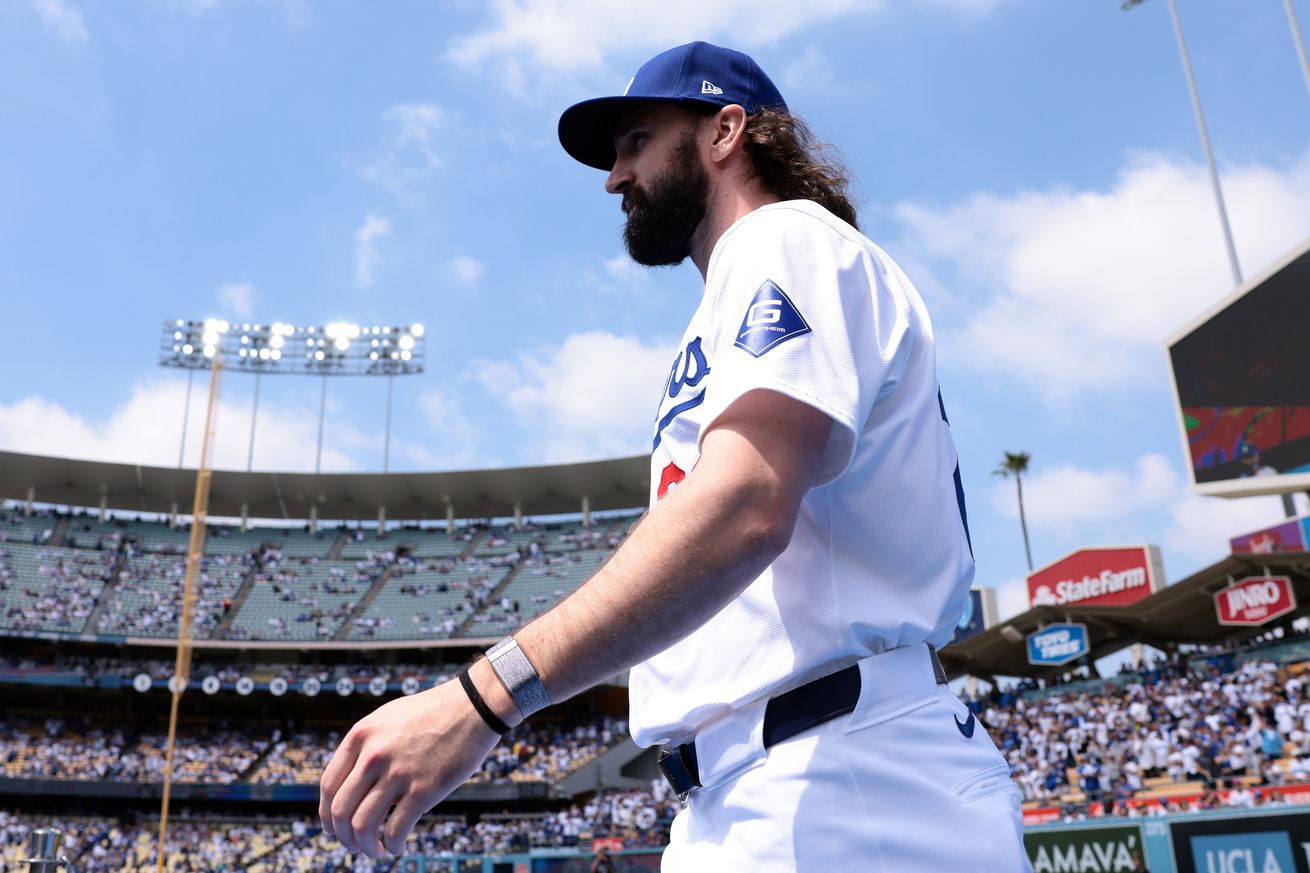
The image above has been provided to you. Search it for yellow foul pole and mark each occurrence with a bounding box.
[156,355,223,873]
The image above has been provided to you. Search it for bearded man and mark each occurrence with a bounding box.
[320,41,1030,872]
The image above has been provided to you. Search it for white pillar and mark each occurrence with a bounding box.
[966,675,979,699]
[240,503,249,533]
[445,504,455,534]
[513,501,523,531]
[377,505,386,536]
[24,486,35,517]
[581,496,591,527]
[309,505,318,536]
[98,492,108,524]
[1132,643,1144,671]
[169,501,179,529]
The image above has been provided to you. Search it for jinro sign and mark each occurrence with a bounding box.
[1027,623,1090,667]
[1215,576,1297,627]
[1027,546,1164,609]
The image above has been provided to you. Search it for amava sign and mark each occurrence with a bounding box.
[1024,824,1144,873]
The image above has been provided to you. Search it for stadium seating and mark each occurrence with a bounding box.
[226,558,381,641]
[343,555,513,641]
[0,543,116,634]
[0,508,58,546]
[463,550,611,637]
[94,552,251,638]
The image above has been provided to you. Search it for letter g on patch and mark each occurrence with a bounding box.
[735,280,811,357]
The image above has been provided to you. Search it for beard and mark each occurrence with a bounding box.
[622,130,709,267]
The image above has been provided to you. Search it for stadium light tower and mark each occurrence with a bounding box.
[159,318,426,473]
[1122,0,1242,287]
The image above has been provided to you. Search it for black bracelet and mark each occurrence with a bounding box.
[458,665,510,735]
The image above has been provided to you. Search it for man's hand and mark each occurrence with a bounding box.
[318,675,502,858]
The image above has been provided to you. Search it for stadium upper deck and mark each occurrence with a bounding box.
[0,506,640,645]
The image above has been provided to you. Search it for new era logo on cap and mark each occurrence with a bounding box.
[558,41,789,171]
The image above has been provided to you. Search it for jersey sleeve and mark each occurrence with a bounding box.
[697,206,914,485]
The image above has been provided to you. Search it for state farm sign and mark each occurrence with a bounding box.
[1027,546,1164,609]
[1215,576,1297,627]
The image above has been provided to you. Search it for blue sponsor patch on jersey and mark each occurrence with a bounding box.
[734,280,811,358]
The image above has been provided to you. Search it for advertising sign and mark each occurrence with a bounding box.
[1215,576,1297,627]
[1171,812,1310,873]
[1027,624,1089,667]
[1230,519,1308,555]
[1027,546,1164,609]
[1023,824,1145,873]
[950,588,997,644]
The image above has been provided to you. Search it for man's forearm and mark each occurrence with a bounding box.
[474,433,802,726]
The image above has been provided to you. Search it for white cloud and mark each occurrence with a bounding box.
[448,0,1011,83]
[991,453,1178,535]
[353,214,390,288]
[408,390,487,470]
[448,0,876,77]
[0,381,360,473]
[216,282,254,318]
[448,255,486,287]
[477,332,676,462]
[895,150,1310,400]
[993,576,1031,622]
[598,253,655,294]
[30,0,88,43]
[358,103,446,201]
[1164,491,1303,567]
[779,46,838,96]
[987,450,1309,579]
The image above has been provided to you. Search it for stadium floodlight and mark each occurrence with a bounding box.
[160,319,427,474]
[1122,0,1241,288]
[160,319,425,376]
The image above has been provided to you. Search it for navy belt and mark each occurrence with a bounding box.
[657,646,949,798]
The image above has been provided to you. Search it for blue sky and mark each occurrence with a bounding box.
[3,0,1310,619]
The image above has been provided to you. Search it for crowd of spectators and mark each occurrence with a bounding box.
[0,651,463,692]
[0,504,641,642]
[0,545,116,633]
[348,552,517,640]
[0,784,675,871]
[0,716,269,784]
[95,552,250,638]
[1,712,625,788]
[976,655,1310,818]
[474,718,627,783]
[224,550,389,641]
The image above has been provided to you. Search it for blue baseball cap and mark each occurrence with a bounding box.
[558,41,788,171]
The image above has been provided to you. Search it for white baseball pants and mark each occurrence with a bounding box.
[660,644,1031,872]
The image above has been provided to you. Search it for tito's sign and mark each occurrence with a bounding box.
[1027,546,1165,609]
[1215,576,1297,627]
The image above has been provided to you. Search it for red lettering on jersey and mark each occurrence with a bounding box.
[657,462,686,500]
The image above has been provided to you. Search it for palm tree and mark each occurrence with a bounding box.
[994,451,1034,572]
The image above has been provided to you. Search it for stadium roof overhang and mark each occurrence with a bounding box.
[938,551,1310,681]
[0,450,651,521]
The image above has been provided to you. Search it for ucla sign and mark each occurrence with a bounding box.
[1027,623,1090,667]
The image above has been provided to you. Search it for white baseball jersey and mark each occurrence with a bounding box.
[629,199,974,747]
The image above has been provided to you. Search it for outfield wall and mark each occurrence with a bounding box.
[397,807,1310,873]
[1025,805,1310,873]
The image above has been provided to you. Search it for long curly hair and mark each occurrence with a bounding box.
[741,107,859,230]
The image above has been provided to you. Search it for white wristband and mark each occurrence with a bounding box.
[486,637,551,719]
